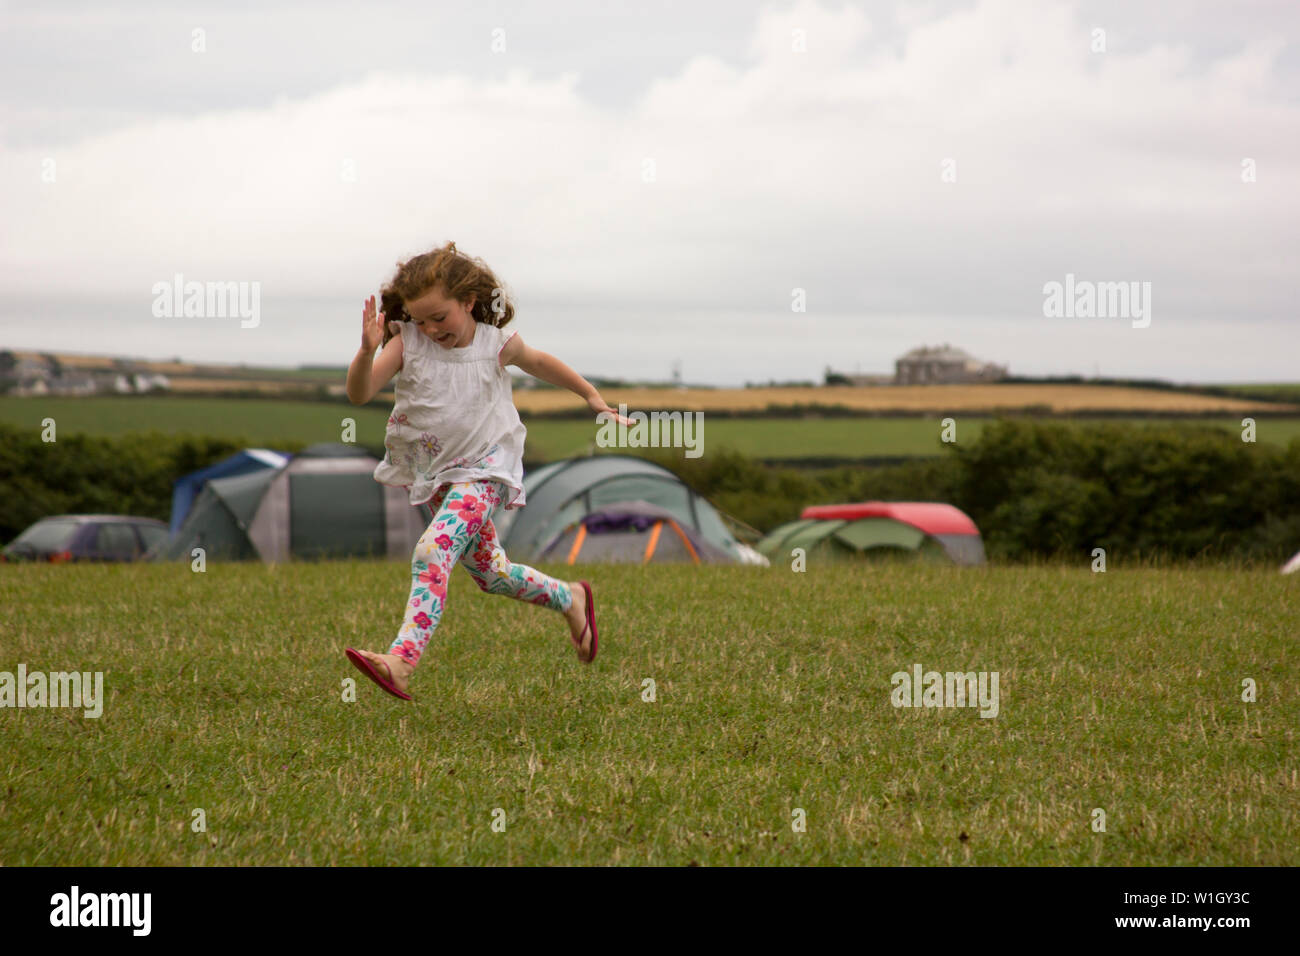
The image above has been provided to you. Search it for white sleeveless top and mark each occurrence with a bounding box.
[372,319,527,511]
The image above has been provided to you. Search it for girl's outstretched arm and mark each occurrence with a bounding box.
[500,332,634,425]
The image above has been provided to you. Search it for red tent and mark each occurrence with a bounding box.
[787,501,985,565]
[800,502,979,536]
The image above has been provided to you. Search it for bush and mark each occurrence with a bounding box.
[0,424,304,543]
[950,420,1300,563]
[4,419,1297,564]
[636,421,1300,563]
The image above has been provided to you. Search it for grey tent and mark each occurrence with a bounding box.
[536,499,737,565]
[152,468,268,561]
[168,447,289,533]
[495,453,758,565]
[152,443,430,562]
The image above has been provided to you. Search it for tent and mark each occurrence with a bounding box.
[1282,551,1300,574]
[168,448,289,533]
[756,501,986,565]
[494,453,763,565]
[537,500,737,565]
[151,443,430,562]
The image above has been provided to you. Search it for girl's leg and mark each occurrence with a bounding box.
[461,511,573,611]
[386,480,507,669]
[461,488,593,658]
[355,479,593,690]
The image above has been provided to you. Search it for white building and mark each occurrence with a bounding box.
[894,344,1007,385]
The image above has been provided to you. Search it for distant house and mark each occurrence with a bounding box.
[54,372,98,396]
[2,355,55,395]
[131,372,171,392]
[0,350,172,396]
[894,344,1006,385]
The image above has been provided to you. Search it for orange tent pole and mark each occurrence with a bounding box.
[566,524,587,565]
[667,520,701,563]
[643,521,663,563]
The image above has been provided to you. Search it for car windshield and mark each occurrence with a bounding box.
[9,519,82,551]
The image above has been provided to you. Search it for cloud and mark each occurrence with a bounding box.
[1,0,1296,330]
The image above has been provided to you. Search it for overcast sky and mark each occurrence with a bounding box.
[1,0,1297,386]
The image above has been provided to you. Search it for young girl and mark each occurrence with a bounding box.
[343,241,633,700]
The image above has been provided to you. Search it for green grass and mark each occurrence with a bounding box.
[1209,383,1300,404]
[0,396,392,446]
[526,415,969,458]
[517,415,1300,459]
[3,396,1300,459]
[1,561,1295,865]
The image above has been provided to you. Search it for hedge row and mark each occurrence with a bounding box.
[639,419,1300,564]
[2,420,1297,564]
[0,426,310,544]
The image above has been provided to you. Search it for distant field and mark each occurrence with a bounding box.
[513,383,1297,415]
[1213,383,1300,403]
[2,396,1298,460]
[163,378,331,394]
[15,350,1300,414]
[1,561,1294,865]
[0,396,391,446]
[14,351,340,381]
[517,416,1300,459]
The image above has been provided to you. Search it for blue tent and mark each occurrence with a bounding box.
[169,448,290,533]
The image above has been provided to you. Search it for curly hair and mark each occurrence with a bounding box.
[378,241,516,348]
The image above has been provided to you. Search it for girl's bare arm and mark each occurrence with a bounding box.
[499,331,594,397]
[500,332,634,424]
[347,295,404,405]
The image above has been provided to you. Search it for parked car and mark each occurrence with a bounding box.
[1,515,169,563]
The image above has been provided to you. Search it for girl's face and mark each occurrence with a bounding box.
[404,285,477,349]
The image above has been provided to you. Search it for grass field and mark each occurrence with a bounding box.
[0,396,393,445]
[508,416,1300,459]
[4,395,1300,460]
[509,383,1296,414]
[1,561,1295,865]
[1213,383,1300,403]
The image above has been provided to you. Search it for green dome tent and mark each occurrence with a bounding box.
[495,453,762,565]
[536,499,737,565]
[757,502,986,565]
[151,443,430,562]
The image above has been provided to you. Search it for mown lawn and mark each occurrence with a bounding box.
[1,561,1295,865]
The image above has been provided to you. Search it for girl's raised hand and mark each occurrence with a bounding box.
[589,393,637,427]
[361,294,386,352]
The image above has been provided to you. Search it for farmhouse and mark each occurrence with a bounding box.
[893,344,1006,385]
[825,344,1007,386]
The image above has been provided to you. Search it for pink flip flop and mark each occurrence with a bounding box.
[572,580,598,664]
[345,647,413,701]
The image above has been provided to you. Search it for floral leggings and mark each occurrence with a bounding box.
[389,479,573,667]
